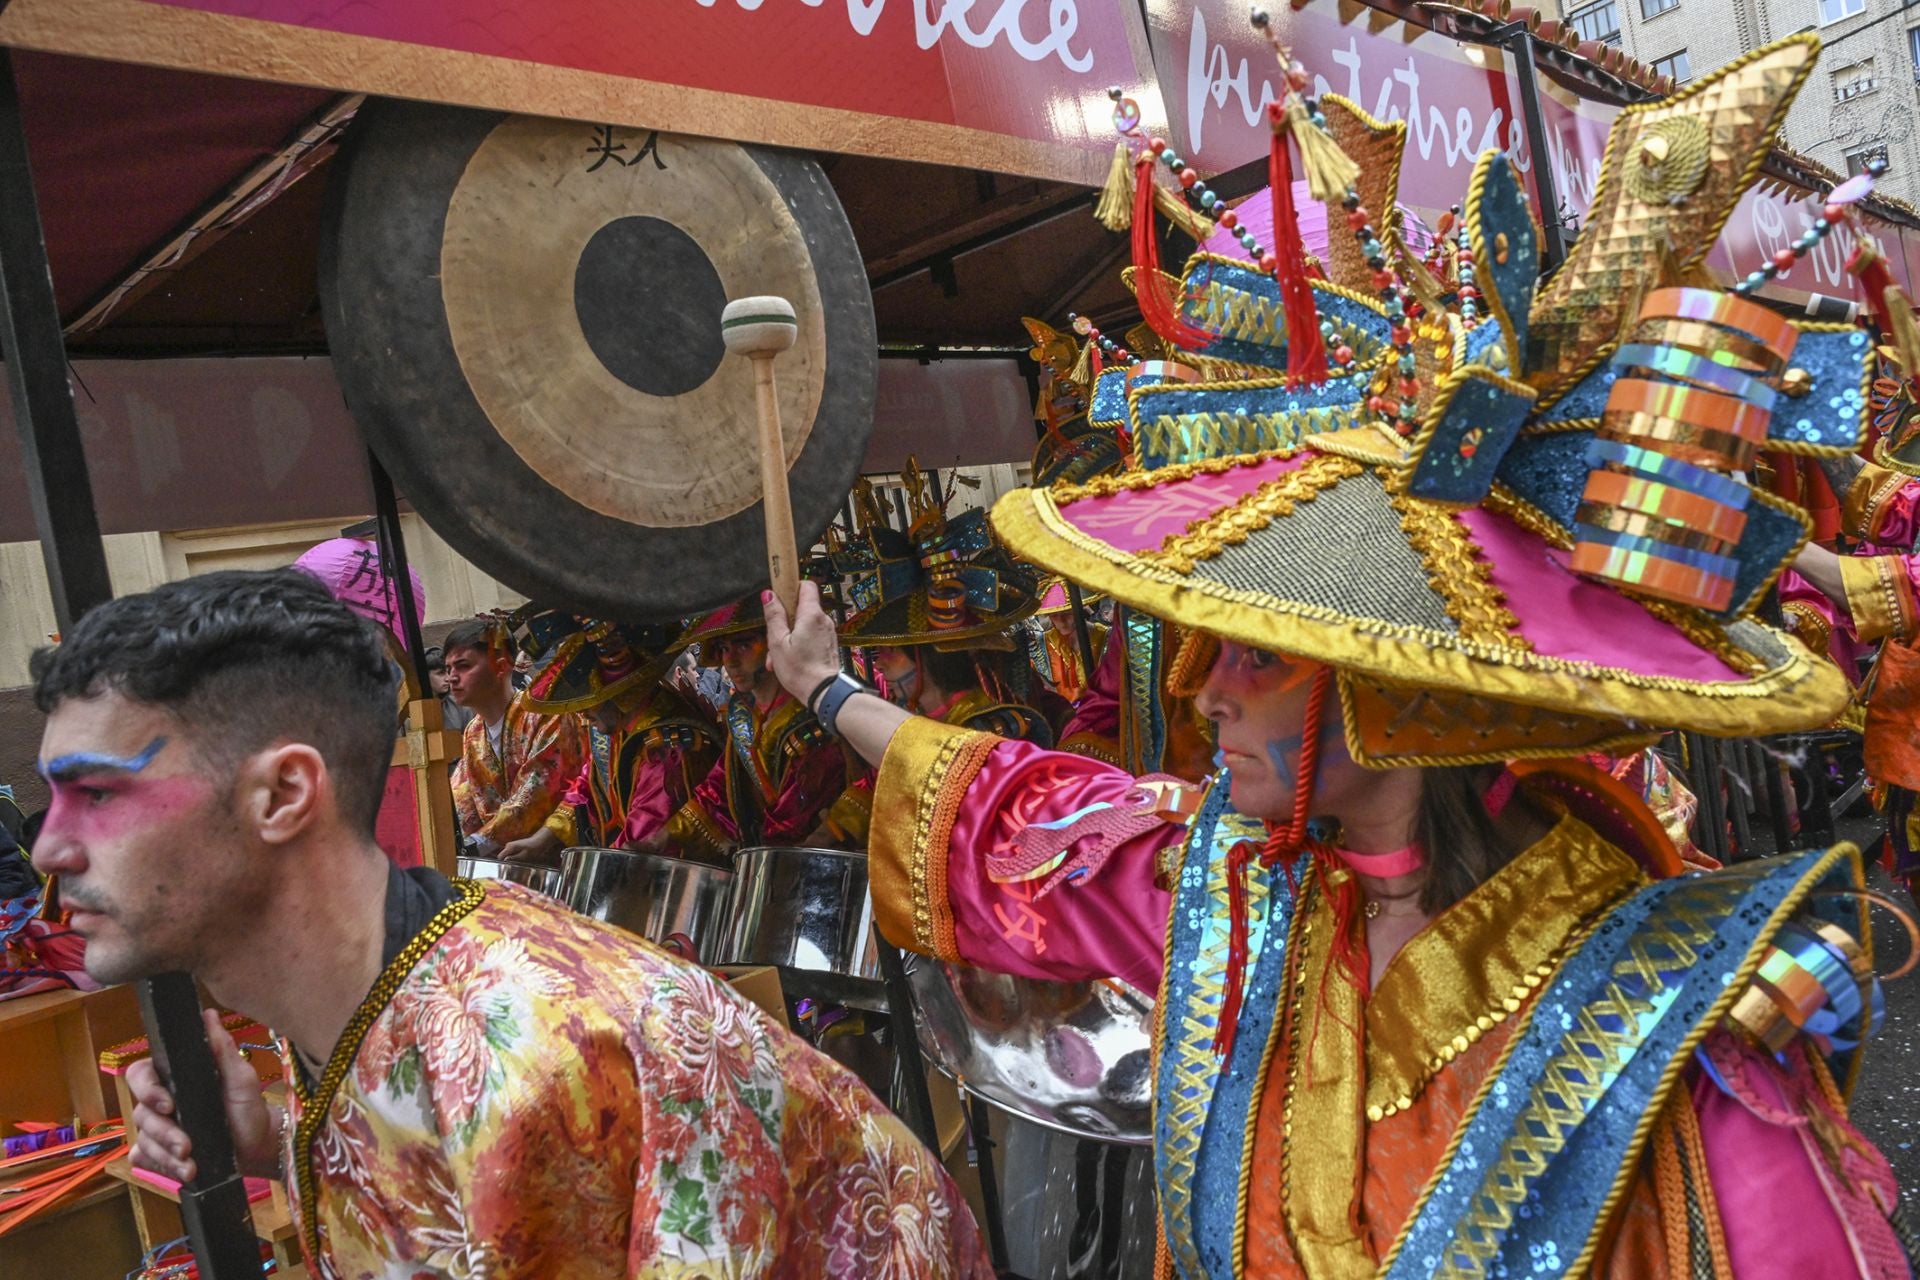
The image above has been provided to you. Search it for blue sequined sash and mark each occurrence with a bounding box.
[1382,846,1851,1278]
[1153,778,1289,1280]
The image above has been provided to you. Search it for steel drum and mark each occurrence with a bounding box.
[719,846,881,1009]
[456,855,563,898]
[559,847,734,963]
[905,955,1155,1146]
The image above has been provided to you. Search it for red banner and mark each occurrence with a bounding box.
[0,0,1156,183]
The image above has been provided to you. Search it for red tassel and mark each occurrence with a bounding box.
[1214,666,1335,1060]
[1268,121,1329,383]
[1131,157,1214,351]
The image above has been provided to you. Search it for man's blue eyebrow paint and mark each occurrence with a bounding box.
[40,735,168,781]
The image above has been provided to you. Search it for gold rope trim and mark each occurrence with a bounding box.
[1146,454,1364,574]
[293,878,487,1263]
[1051,450,1273,502]
[910,730,998,956]
[1391,493,1531,649]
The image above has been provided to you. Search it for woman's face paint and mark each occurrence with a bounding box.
[1194,640,1350,821]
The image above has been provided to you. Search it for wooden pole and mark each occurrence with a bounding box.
[723,296,802,617]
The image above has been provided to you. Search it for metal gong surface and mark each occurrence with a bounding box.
[319,101,877,620]
[720,846,881,1008]
[558,846,735,963]
[905,954,1155,1146]
[456,855,563,899]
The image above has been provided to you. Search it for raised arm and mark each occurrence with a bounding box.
[764,585,1181,991]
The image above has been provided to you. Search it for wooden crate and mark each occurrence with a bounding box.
[0,985,145,1280]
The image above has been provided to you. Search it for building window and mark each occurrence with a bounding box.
[1641,0,1679,18]
[1650,50,1692,82]
[1569,0,1622,43]
[1909,26,1920,79]
[1820,0,1865,23]
[1834,59,1879,99]
[1846,145,1888,177]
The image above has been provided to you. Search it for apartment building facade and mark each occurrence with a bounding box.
[1555,0,1920,207]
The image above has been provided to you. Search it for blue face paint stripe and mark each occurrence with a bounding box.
[40,735,168,781]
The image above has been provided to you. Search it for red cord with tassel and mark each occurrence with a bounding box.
[1130,155,1215,351]
[1214,665,1336,1059]
[1266,103,1328,383]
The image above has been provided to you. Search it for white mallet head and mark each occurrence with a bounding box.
[721,296,798,358]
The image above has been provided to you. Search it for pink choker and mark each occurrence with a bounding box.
[1334,843,1426,878]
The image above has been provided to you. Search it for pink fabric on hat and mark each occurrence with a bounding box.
[1462,506,1746,682]
[1039,580,1072,611]
[293,538,427,650]
[1063,453,1311,554]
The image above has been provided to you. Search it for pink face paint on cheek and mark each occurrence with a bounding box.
[45,775,214,843]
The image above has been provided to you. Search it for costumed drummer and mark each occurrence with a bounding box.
[649,595,848,860]
[831,464,1054,750]
[47,570,991,1278]
[1028,578,1108,704]
[763,36,1918,1277]
[496,613,720,864]
[442,614,585,855]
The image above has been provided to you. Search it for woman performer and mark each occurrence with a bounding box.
[765,35,1914,1280]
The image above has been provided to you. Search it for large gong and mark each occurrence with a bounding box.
[319,101,877,619]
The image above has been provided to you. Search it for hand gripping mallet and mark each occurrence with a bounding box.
[722,295,803,618]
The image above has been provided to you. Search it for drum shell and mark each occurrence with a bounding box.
[721,846,879,1003]
[559,847,734,962]
[456,855,563,899]
[905,955,1155,1146]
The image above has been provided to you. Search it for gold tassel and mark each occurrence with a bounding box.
[1069,337,1095,390]
[1284,99,1361,204]
[1884,284,1920,380]
[1166,628,1220,697]
[1153,184,1215,241]
[1095,140,1134,232]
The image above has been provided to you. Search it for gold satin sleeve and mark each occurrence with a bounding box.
[664,800,727,861]
[1839,553,1916,642]
[542,804,578,848]
[870,717,1000,959]
[819,784,873,846]
[1844,461,1910,542]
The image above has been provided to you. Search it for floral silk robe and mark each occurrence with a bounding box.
[281,880,992,1279]
[450,691,586,847]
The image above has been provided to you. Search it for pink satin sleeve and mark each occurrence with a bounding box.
[1059,628,1123,743]
[1693,1031,1905,1279]
[941,739,1177,994]
[619,749,681,847]
[1778,568,1873,671]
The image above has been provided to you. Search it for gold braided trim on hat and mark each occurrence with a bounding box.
[1143,454,1363,574]
[1052,451,1266,501]
[992,482,1850,735]
[1390,494,1529,650]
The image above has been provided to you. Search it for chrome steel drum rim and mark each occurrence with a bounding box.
[721,846,883,1008]
[455,855,563,897]
[903,952,1154,1147]
[559,846,735,963]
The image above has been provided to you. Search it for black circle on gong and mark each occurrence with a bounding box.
[573,216,727,397]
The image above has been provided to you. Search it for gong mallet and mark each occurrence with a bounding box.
[723,295,803,618]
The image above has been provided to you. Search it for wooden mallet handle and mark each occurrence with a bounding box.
[722,296,801,618]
